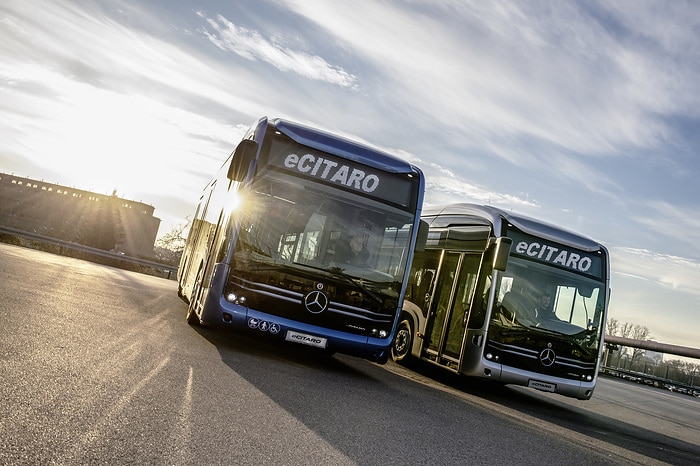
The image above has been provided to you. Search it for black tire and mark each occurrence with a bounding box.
[391,319,413,363]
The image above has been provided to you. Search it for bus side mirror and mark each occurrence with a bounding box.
[415,220,429,252]
[492,236,512,271]
[227,139,259,182]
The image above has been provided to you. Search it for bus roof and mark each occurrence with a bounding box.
[271,118,421,175]
[423,203,605,253]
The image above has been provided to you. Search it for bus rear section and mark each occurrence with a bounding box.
[178,117,425,363]
[393,203,609,399]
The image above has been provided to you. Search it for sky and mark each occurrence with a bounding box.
[1,0,699,350]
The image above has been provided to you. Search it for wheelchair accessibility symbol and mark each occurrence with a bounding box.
[247,318,281,335]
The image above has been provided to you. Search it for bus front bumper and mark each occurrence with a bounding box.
[479,359,596,400]
[208,295,391,364]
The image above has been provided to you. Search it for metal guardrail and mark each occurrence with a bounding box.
[602,335,699,393]
[604,334,700,360]
[0,224,178,278]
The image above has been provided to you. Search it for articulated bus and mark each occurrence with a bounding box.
[178,117,425,364]
[391,203,610,399]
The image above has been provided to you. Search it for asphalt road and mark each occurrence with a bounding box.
[1,243,698,465]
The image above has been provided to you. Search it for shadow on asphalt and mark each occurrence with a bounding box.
[394,357,700,465]
[191,323,699,465]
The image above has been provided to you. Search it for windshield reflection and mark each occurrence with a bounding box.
[491,258,605,341]
[234,172,413,293]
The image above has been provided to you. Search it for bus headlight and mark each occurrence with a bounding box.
[226,293,246,304]
[379,330,387,338]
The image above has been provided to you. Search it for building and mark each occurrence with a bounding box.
[0,173,160,257]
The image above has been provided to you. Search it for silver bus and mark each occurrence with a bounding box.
[392,203,610,399]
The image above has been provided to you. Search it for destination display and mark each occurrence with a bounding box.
[508,230,604,279]
[267,139,415,208]
[282,152,380,193]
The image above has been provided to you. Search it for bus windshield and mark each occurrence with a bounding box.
[492,257,606,342]
[234,170,415,292]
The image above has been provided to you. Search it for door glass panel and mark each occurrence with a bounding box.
[443,254,482,358]
[427,253,460,352]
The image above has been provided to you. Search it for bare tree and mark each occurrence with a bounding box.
[604,319,699,386]
[619,321,634,338]
[156,217,190,253]
[606,318,652,366]
[630,324,651,340]
[627,324,651,363]
[153,217,190,265]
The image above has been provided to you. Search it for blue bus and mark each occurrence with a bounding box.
[178,117,425,363]
[392,203,610,399]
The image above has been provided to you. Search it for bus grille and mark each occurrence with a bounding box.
[487,340,597,380]
[227,275,396,336]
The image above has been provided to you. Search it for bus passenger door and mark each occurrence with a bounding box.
[425,252,460,356]
[425,252,483,367]
[442,254,482,361]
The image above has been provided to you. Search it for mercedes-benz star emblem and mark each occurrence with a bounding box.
[539,348,556,367]
[303,290,329,314]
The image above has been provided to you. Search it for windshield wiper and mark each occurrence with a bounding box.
[241,257,384,305]
[528,325,596,357]
[528,325,567,336]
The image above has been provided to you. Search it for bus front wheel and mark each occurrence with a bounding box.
[391,319,413,363]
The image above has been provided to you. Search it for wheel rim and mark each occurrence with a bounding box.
[392,322,411,360]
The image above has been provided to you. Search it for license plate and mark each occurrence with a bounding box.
[528,380,556,392]
[285,330,328,349]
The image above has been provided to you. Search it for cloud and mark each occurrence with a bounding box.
[0,1,281,196]
[0,60,243,190]
[279,0,700,185]
[631,201,700,260]
[198,12,357,88]
[611,246,700,296]
[608,246,700,346]
[4,0,697,224]
[344,145,538,210]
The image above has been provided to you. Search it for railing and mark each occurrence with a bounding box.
[601,334,699,395]
[0,224,178,279]
[604,334,700,359]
